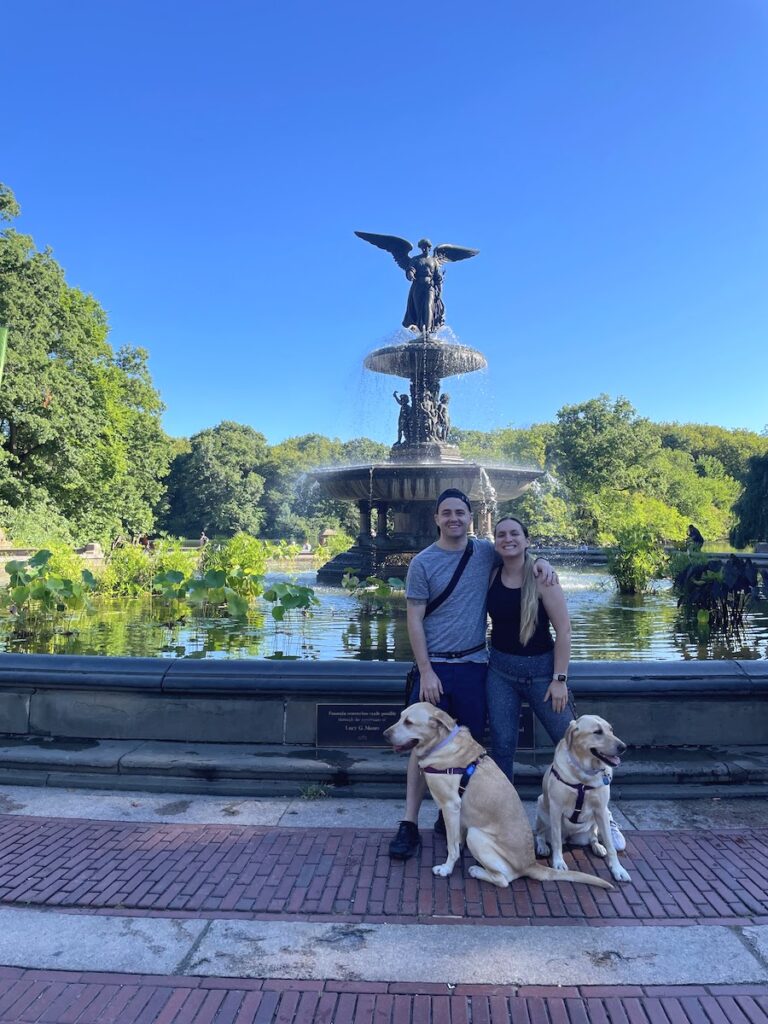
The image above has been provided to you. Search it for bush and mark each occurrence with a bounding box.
[199,532,271,598]
[607,525,668,595]
[99,545,155,595]
[2,503,76,547]
[43,541,88,583]
[152,538,201,579]
[314,531,355,563]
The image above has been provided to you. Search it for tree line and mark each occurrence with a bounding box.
[2,183,767,551]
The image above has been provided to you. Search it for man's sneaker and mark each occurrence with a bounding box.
[433,811,446,836]
[389,820,421,860]
[607,816,626,852]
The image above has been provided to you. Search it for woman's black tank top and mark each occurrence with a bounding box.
[487,570,554,655]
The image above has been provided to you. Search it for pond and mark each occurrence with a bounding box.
[2,567,768,661]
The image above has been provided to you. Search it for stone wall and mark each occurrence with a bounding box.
[0,654,766,750]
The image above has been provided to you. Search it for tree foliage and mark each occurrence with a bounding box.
[730,453,768,547]
[162,421,269,537]
[0,185,172,543]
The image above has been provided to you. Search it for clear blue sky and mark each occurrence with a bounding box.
[4,1,767,445]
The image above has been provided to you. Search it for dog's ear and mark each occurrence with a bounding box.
[431,707,455,733]
[565,720,579,749]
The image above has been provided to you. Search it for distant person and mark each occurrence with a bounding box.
[687,525,704,551]
[199,531,209,546]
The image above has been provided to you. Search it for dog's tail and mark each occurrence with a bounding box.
[524,863,613,890]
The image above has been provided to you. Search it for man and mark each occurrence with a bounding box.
[388,488,625,859]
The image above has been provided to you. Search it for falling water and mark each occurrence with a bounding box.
[478,467,498,538]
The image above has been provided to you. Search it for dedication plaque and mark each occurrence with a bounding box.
[317,703,401,747]
[316,703,534,749]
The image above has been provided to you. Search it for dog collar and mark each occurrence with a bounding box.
[566,750,606,777]
[425,725,461,755]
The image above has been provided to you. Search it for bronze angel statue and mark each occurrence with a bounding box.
[355,232,479,336]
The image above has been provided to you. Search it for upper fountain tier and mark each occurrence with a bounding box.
[363,335,486,380]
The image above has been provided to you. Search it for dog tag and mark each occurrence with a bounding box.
[601,774,610,786]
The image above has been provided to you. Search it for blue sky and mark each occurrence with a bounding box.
[4,1,767,445]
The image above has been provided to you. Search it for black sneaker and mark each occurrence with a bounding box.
[433,811,446,836]
[388,820,421,860]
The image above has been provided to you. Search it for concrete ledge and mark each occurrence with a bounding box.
[0,737,764,799]
[0,655,767,765]
[0,654,170,691]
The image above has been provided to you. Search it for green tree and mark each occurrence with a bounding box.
[656,422,768,481]
[730,453,768,547]
[505,479,580,543]
[260,433,388,542]
[163,421,269,537]
[549,395,661,497]
[0,185,171,543]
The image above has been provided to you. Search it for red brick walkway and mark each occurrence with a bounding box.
[0,967,766,1024]
[1,815,767,1022]
[0,816,766,924]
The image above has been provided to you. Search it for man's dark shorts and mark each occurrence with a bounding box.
[407,661,488,742]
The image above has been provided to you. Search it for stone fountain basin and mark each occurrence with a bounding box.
[313,462,544,503]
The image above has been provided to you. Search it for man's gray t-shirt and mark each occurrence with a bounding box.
[405,538,499,663]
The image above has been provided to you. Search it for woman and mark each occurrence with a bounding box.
[485,516,625,850]
[485,516,573,784]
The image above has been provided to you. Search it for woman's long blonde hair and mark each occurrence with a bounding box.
[495,517,539,646]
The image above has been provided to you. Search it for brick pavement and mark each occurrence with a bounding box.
[1,814,767,1021]
[0,967,767,1024]
[0,815,766,924]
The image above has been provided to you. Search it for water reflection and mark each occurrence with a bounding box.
[1,568,767,661]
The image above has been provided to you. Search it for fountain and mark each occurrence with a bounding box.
[314,232,544,583]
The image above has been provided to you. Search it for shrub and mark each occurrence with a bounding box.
[200,532,269,589]
[99,545,155,595]
[152,538,201,579]
[606,525,668,595]
[314,531,355,563]
[40,541,87,582]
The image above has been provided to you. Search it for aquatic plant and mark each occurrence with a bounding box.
[673,554,763,633]
[1,549,96,635]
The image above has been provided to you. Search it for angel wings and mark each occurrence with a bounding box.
[354,231,479,336]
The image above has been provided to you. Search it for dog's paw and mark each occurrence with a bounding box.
[610,863,631,883]
[535,837,551,857]
[590,840,607,858]
[432,862,453,877]
[467,864,484,879]
[551,856,568,872]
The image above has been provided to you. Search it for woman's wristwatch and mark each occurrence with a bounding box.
[553,673,568,683]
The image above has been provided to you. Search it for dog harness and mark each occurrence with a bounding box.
[550,766,600,824]
[423,754,487,797]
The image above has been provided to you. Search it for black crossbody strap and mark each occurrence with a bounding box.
[424,540,474,618]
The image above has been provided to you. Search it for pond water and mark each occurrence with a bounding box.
[2,567,768,661]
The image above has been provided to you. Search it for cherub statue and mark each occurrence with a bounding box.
[437,393,451,441]
[355,232,479,336]
[393,390,412,445]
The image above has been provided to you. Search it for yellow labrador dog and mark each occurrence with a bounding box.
[534,714,631,883]
[384,702,612,890]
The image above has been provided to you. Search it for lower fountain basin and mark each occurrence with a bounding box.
[313,461,543,503]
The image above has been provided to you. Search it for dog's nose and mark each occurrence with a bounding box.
[616,741,627,754]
